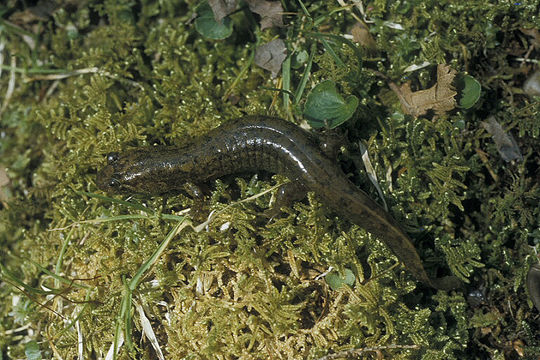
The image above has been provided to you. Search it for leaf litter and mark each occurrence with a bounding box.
[390,64,457,117]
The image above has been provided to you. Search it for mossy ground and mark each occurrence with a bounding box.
[0,1,539,359]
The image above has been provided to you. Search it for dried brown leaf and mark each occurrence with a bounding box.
[512,339,525,357]
[9,0,58,24]
[520,28,540,49]
[0,169,9,188]
[481,116,523,163]
[351,22,377,51]
[254,39,287,78]
[0,167,11,203]
[523,70,540,96]
[245,0,284,30]
[392,64,457,117]
[208,0,237,22]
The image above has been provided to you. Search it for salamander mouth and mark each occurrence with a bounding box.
[96,165,120,192]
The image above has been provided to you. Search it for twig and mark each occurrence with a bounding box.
[316,344,419,360]
[0,55,16,115]
[24,66,145,91]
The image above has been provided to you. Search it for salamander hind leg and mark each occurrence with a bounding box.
[318,130,349,160]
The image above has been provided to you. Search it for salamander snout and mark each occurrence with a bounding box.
[96,153,124,192]
[96,165,119,191]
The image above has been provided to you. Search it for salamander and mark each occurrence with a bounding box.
[96,115,462,291]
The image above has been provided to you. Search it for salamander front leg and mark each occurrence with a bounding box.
[263,181,307,219]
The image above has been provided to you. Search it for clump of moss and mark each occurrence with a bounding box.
[1,0,539,359]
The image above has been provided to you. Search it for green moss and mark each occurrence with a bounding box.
[1,0,539,359]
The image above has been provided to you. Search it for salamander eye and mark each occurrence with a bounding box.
[107,152,119,164]
[108,178,121,188]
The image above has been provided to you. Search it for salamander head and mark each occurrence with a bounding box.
[96,151,166,194]
[96,148,195,195]
[96,152,136,194]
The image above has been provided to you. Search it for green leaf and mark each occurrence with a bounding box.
[291,50,308,69]
[325,268,356,290]
[194,1,233,40]
[456,74,481,109]
[25,341,42,360]
[303,80,358,128]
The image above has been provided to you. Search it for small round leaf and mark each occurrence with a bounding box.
[25,341,43,360]
[194,1,233,40]
[325,268,356,290]
[303,80,358,129]
[456,74,481,109]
